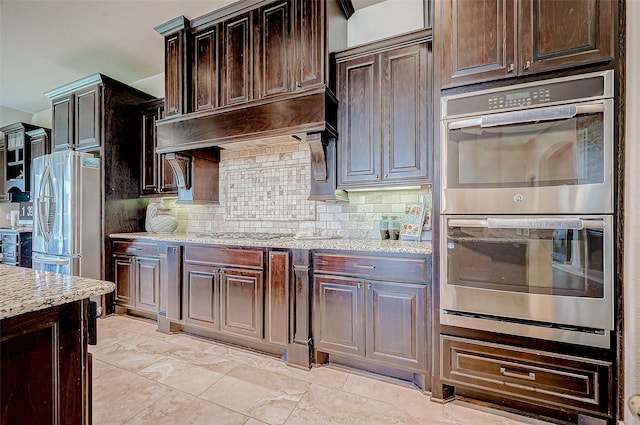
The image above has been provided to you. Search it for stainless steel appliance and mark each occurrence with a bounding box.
[31,150,101,279]
[440,215,613,347]
[440,71,615,348]
[441,70,614,215]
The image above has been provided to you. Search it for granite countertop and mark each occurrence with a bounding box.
[0,265,115,320]
[110,232,433,255]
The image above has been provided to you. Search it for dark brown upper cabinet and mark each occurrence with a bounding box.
[439,0,616,88]
[221,11,254,106]
[140,99,177,196]
[0,122,50,196]
[75,84,101,151]
[255,0,292,98]
[336,29,432,189]
[156,16,191,118]
[294,0,323,90]
[193,27,219,112]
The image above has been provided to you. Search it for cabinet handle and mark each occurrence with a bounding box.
[367,283,371,290]
[354,264,376,269]
[523,60,531,70]
[507,63,514,73]
[500,367,536,381]
[357,282,362,289]
[296,81,302,88]
[384,173,388,178]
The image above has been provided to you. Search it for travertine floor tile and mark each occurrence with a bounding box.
[92,367,171,424]
[92,341,169,373]
[92,315,554,425]
[138,356,227,396]
[263,360,349,390]
[92,358,116,379]
[123,389,249,425]
[285,383,405,425]
[342,373,445,421]
[200,364,309,425]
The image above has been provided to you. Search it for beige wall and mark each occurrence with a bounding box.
[347,0,423,47]
[624,0,640,422]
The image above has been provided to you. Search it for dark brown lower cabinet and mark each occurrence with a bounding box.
[441,335,613,424]
[313,252,431,380]
[220,268,263,340]
[183,263,220,329]
[112,240,160,317]
[1,300,91,425]
[180,245,289,347]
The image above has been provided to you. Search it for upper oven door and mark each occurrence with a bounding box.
[442,98,613,214]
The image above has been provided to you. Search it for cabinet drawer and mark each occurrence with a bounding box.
[185,245,264,269]
[112,240,159,257]
[314,253,427,282]
[441,335,612,416]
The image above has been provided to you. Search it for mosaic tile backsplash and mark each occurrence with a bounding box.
[162,143,431,239]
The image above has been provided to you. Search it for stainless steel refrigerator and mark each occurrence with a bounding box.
[32,150,101,279]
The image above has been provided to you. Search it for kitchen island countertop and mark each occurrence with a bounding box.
[0,265,115,320]
[110,232,433,255]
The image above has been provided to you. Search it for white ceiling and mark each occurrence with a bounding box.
[0,0,384,116]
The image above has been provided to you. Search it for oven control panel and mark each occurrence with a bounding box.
[487,88,551,110]
[443,70,612,118]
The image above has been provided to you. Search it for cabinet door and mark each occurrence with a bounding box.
[518,0,614,75]
[30,131,50,161]
[366,281,427,371]
[193,28,219,111]
[52,95,74,151]
[314,275,365,357]
[381,43,429,183]
[75,85,101,151]
[337,54,381,187]
[255,0,292,98]
[440,0,516,87]
[183,263,219,329]
[295,0,323,89]
[266,251,289,346]
[221,12,253,105]
[220,268,263,340]
[140,105,159,194]
[113,255,134,307]
[136,257,160,313]
[165,30,189,117]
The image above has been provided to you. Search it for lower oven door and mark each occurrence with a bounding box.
[440,215,613,348]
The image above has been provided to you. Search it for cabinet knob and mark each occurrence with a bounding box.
[357,282,362,289]
[384,173,388,178]
[507,63,514,73]
[296,81,302,88]
[374,174,379,179]
[523,60,531,70]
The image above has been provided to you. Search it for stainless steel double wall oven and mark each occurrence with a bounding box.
[440,70,615,348]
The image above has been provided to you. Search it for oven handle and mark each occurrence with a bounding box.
[447,218,606,230]
[447,103,605,129]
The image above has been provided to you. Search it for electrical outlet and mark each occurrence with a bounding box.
[629,394,640,419]
[206,221,212,231]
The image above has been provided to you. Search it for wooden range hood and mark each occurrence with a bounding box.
[155,86,343,202]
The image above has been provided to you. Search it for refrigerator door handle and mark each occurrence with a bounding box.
[36,164,57,243]
[32,254,72,265]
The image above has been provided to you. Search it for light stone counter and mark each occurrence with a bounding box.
[110,232,433,255]
[0,265,115,320]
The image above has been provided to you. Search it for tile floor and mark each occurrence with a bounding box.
[91,315,553,425]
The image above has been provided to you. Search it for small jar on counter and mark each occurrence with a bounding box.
[389,216,400,240]
[379,216,389,240]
